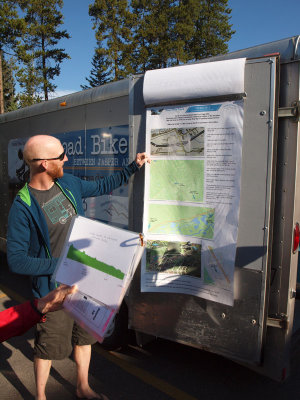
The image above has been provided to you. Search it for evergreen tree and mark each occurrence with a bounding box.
[16,51,42,107]
[2,56,18,112]
[132,0,234,69]
[131,0,179,71]
[128,0,150,74]
[0,0,23,48]
[0,0,24,113]
[17,0,70,100]
[186,0,234,59]
[81,45,110,89]
[87,0,234,84]
[87,0,133,84]
[171,0,200,64]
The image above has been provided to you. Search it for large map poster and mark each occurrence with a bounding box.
[141,100,244,306]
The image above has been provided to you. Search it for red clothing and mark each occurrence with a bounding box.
[0,300,43,342]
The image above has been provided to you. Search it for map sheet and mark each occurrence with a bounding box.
[53,215,144,342]
[141,100,244,306]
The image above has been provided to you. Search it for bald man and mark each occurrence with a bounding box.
[7,135,150,400]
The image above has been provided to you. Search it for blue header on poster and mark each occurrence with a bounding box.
[186,105,221,113]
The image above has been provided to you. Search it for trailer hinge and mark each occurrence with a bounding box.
[278,101,300,121]
[267,314,289,330]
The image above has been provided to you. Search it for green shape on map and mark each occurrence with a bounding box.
[204,267,214,285]
[67,244,125,280]
[150,160,204,202]
[148,204,214,239]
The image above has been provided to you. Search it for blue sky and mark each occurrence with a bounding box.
[52,0,300,97]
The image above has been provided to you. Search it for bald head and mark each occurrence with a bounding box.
[23,135,63,164]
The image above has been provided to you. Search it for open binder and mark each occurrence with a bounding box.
[52,215,145,342]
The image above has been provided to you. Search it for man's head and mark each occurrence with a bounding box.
[23,135,68,180]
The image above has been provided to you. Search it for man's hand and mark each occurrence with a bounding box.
[135,152,151,168]
[36,284,77,314]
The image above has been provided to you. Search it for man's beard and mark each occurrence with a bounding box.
[48,163,64,179]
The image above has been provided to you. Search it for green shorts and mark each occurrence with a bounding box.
[34,309,97,360]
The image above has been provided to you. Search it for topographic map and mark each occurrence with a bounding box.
[148,204,214,239]
[150,127,205,156]
[150,159,204,202]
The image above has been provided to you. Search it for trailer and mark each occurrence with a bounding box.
[0,36,299,381]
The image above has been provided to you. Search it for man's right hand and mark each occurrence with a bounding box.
[135,152,151,168]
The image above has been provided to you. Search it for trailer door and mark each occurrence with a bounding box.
[129,56,279,368]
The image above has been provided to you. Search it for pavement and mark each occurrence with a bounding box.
[0,258,181,400]
[1,253,300,400]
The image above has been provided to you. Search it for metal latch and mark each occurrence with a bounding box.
[278,101,300,121]
[267,314,289,330]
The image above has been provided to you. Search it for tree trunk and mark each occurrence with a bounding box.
[0,50,4,114]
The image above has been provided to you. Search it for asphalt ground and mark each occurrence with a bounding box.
[1,256,300,400]
[0,257,201,400]
[0,273,176,400]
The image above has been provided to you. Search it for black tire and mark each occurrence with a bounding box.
[100,301,129,350]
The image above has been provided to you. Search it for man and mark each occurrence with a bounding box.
[7,135,150,400]
[0,284,77,343]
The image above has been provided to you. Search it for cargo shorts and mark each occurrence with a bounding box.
[34,309,97,360]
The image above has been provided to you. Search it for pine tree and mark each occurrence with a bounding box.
[171,0,200,64]
[86,0,234,86]
[132,0,234,69]
[2,56,18,112]
[81,45,111,89]
[187,0,235,59]
[131,0,178,71]
[0,0,24,113]
[16,50,42,107]
[0,1,24,48]
[87,0,133,84]
[17,0,70,100]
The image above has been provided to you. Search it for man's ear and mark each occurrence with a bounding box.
[39,160,47,171]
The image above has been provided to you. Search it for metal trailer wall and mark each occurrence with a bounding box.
[129,57,279,367]
[127,38,300,381]
[264,54,300,380]
[197,36,300,380]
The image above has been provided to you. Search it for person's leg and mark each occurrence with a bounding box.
[74,344,102,399]
[34,310,73,399]
[73,323,109,400]
[34,357,52,400]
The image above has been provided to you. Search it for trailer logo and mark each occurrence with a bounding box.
[61,135,128,156]
[91,134,128,155]
[62,136,84,155]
